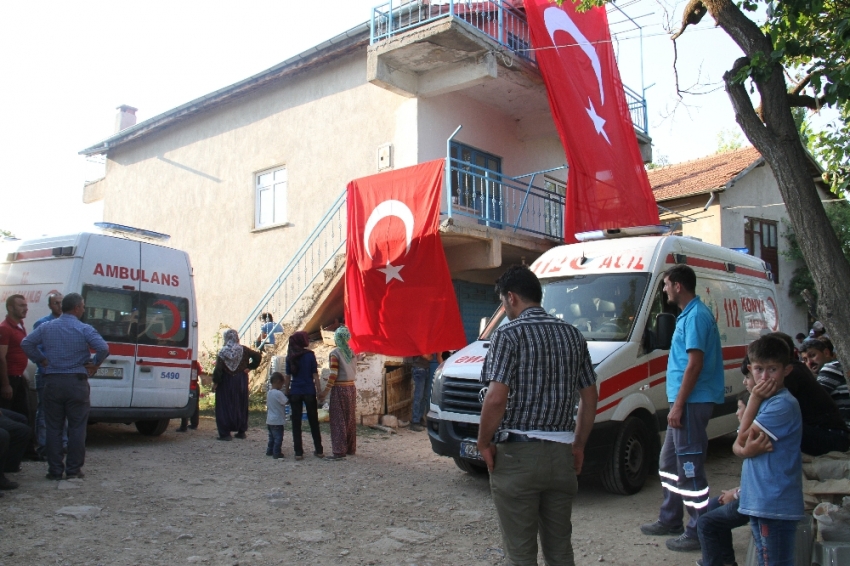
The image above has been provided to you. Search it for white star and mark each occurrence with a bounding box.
[377,261,404,284]
[585,98,610,144]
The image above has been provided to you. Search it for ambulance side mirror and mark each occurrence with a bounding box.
[656,313,676,350]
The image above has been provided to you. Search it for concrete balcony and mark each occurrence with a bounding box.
[368,0,652,161]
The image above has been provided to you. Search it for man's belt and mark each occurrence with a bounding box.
[498,432,543,443]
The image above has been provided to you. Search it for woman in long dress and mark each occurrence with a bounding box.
[212,329,262,440]
[284,331,324,459]
[318,325,358,461]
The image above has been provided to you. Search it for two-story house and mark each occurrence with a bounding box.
[79,2,651,419]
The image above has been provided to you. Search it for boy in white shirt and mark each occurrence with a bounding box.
[266,372,289,459]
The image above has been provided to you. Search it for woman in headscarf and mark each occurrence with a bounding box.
[211,329,262,441]
[284,331,324,460]
[318,325,358,461]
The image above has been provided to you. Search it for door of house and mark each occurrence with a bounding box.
[744,217,779,283]
[384,366,412,420]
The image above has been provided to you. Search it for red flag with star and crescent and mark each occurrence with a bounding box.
[525,0,659,243]
[345,160,468,356]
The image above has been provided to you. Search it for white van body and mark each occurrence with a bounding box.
[0,231,199,436]
[427,235,779,494]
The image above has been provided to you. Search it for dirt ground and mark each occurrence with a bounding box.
[0,419,750,566]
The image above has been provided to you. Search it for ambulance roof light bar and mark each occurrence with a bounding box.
[94,222,171,241]
[574,225,671,242]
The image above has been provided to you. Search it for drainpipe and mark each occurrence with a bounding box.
[704,190,717,211]
[446,125,462,219]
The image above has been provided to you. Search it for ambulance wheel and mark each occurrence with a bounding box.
[135,419,170,436]
[601,416,650,495]
[453,457,489,475]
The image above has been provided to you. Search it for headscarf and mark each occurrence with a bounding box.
[218,329,243,373]
[334,325,354,363]
[286,331,311,375]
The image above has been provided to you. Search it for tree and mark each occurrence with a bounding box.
[716,128,745,153]
[567,0,850,366]
[784,201,850,313]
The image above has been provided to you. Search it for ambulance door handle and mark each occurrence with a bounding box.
[138,360,153,373]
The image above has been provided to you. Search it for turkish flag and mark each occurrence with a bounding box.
[525,0,659,243]
[345,160,468,356]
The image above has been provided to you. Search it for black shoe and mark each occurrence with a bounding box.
[176,427,188,433]
[235,432,247,439]
[409,424,424,432]
[28,452,47,462]
[187,425,198,430]
[640,520,684,536]
[217,436,232,441]
[666,533,701,552]
[0,477,19,490]
[45,473,63,481]
[66,471,85,480]
[313,452,324,459]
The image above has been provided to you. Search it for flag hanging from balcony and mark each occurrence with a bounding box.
[345,159,468,356]
[525,0,659,243]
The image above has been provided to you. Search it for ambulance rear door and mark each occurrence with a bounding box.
[133,243,192,408]
[79,236,141,409]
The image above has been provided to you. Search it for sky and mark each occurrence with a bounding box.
[0,0,758,240]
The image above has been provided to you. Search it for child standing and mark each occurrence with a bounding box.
[266,372,288,459]
[734,335,804,566]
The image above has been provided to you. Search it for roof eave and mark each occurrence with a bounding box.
[654,186,726,203]
[79,22,371,157]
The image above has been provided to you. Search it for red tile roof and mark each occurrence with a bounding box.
[648,146,762,201]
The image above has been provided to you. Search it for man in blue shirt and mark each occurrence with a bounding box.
[32,292,62,458]
[21,293,109,480]
[641,264,725,553]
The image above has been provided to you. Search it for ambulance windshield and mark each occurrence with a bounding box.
[480,273,650,342]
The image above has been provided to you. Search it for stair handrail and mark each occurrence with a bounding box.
[237,190,347,342]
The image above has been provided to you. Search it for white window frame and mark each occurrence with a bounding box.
[255,165,288,229]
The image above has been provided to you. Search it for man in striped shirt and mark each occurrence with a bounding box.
[801,337,849,427]
[477,265,597,566]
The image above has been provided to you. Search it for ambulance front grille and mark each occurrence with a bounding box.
[441,377,484,414]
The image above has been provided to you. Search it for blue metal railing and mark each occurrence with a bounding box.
[370,0,649,134]
[237,191,347,346]
[445,155,566,240]
[371,0,535,62]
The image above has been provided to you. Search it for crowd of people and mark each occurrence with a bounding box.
[475,264,848,566]
[0,292,109,489]
[3,263,848,566]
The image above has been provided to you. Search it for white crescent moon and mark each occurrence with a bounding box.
[363,199,414,260]
[544,6,604,106]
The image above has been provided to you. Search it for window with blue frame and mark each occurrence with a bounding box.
[449,142,503,225]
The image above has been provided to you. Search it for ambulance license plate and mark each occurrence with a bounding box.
[93,367,123,379]
[459,440,482,461]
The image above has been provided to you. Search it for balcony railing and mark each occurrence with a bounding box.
[444,157,566,240]
[370,0,649,134]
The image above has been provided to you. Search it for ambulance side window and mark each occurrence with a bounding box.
[641,282,680,354]
[137,292,189,348]
[81,285,138,344]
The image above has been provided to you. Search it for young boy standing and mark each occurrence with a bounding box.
[734,335,804,566]
[266,372,288,459]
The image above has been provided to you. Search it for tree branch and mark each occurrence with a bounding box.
[788,92,828,110]
[724,57,771,147]
[672,0,708,40]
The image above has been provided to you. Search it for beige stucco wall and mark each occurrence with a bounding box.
[418,91,567,183]
[717,163,809,337]
[96,50,411,346]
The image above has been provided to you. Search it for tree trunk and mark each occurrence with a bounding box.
[704,0,850,367]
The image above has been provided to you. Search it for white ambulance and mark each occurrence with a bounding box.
[427,232,779,494]
[0,223,199,436]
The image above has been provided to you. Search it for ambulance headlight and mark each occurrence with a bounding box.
[430,363,445,407]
